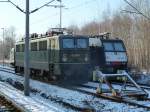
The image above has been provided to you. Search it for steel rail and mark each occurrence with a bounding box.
[74,87,150,110]
[0,95,21,112]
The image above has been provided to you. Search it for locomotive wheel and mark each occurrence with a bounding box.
[15,66,18,73]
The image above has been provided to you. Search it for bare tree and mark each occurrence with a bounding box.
[0,40,3,60]
[67,25,80,35]
[3,26,16,59]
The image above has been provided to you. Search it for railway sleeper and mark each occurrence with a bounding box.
[95,88,147,100]
[75,88,150,110]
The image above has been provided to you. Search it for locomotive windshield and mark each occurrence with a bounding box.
[77,39,88,48]
[62,38,88,49]
[103,43,114,51]
[63,39,74,48]
[61,37,89,63]
[114,42,125,51]
[103,42,125,51]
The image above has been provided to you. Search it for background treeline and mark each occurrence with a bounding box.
[68,0,150,71]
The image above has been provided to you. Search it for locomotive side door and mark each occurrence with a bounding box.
[48,39,51,63]
[89,38,105,69]
[90,46,105,68]
[50,39,56,63]
[49,39,55,75]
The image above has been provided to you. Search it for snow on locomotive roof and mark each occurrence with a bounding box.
[15,35,59,45]
[89,38,102,47]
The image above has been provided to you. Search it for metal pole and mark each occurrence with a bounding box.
[24,0,30,96]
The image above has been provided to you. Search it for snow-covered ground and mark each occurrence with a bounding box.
[81,82,150,106]
[0,66,149,112]
[0,65,14,71]
[0,82,61,112]
[135,74,150,85]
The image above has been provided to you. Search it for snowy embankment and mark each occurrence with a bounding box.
[0,82,60,112]
[135,74,150,85]
[0,66,148,112]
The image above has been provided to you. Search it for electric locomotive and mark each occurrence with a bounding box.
[89,33,128,74]
[14,30,90,84]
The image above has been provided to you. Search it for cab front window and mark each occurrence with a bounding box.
[77,39,87,48]
[103,42,114,51]
[103,42,125,51]
[114,42,125,51]
[63,39,74,48]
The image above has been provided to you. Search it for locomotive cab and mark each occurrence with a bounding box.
[89,35,128,74]
[102,39,127,73]
[59,35,90,83]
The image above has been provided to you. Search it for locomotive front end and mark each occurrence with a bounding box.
[102,40,128,73]
[60,36,90,84]
[89,35,128,82]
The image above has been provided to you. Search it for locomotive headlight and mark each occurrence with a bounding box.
[84,54,88,62]
[106,62,111,65]
[62,54,67,62]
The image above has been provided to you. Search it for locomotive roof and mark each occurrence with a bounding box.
[15,35,58,45]
[89,37,124,47]
[59,35,89,38]
[15,35,89,45]
[100,38,123,42]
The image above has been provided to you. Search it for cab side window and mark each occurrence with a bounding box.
[39,41,47,50]
[16,44,24,52]
[31,42,37,51]
[21,44,24,52]
[16,45,20,52]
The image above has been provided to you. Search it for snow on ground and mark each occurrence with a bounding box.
[0,82,61,112]
[82,82,150,107]
[0,65,14,71]
[0,67,149,112]
[136,74,150,85]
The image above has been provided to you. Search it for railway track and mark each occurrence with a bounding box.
[2,65,150,90]
[75,82,150,110]
[1,65,150,111]
[40,80,150,110]
[1,65,150,89]
[83,81,150,91]
[0,66,15,76]
[74,84,150,110]
[0,95,21,112]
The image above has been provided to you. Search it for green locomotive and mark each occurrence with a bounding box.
[15,32,90,83]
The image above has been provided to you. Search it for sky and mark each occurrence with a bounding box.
[0,0,124,39]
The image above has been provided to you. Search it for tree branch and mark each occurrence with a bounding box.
[121,10,141,15]
[123,0,150,20]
